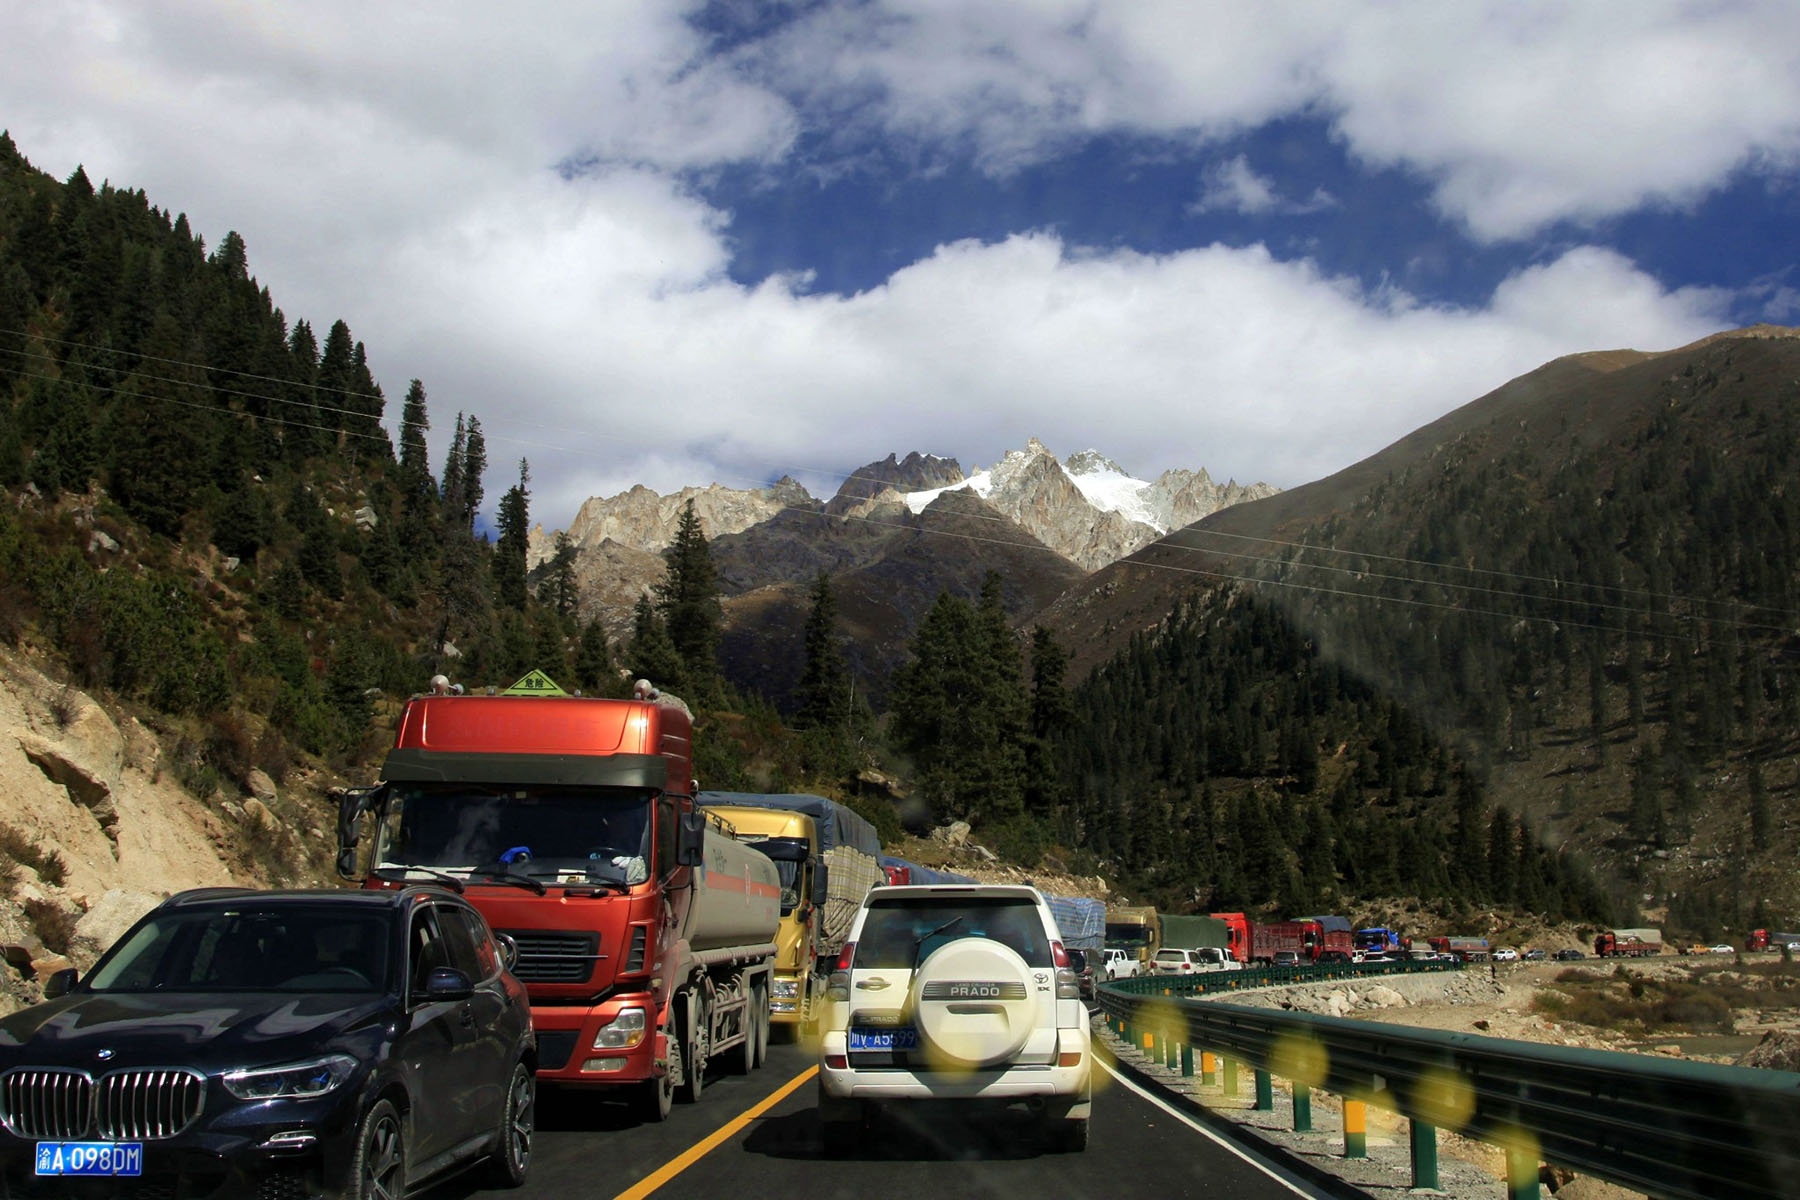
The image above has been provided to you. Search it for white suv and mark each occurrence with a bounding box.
[817,884,1093,1153]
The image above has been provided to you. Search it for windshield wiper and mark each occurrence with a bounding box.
[469,867,548,895]
[371,866,465,894]
[912,915,963,968]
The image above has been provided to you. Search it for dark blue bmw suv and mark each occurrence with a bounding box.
[0,886,535,1198]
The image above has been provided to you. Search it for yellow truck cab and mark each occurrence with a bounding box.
[697,793,883,1028]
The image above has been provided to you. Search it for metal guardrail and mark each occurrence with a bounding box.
[1099,966,1800,1200]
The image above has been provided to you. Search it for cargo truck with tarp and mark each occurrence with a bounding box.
[335,673,779,1122]
[1105,905,1160,970]
[1046,895,1106,952]
[1595,928,1663,958]
[698,792,884,1029]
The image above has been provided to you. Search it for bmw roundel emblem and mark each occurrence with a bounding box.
[96,1049,114,1061]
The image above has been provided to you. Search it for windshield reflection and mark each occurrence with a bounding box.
[377,785,653,886]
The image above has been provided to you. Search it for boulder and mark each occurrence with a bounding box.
[29,954,76,981]
[73,890,162,956]
[244,769,278,803]
[1326,990,1351,1018]
[932,821,972,847]
[1737,1030,1800,1073]
[242,798,277,829]
[87,530,119,554]
[1363,984,1407,1008]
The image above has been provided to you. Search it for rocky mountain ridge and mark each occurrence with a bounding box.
[529,439,1277,638]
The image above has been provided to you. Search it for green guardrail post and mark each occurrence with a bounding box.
[1151,1029,1163,1062]
[1292,1082,1311,1132]
[1343,1099,1366,1158]
[1410,1120,1439,1190]
[1506,1144,1541,1200]
[1223,1056,1239,1098]
[1180,1044,1194,1077]
[1254,1068,1273,1111]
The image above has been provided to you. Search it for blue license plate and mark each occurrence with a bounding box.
[849,1027,918,1052]
[36,1142,144,1177]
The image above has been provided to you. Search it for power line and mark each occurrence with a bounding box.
[8,323,1781,623]
[4,338,1793,642]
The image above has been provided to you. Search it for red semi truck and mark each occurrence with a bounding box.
[1747,929,1800,951]
[1594,928,1663,958]
[1210,914,1343,964]
[335,678,780,1121]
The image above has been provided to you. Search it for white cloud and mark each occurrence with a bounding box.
[1191,155,1336,216]
[748,0,1800,239]
[0,1,1752,531]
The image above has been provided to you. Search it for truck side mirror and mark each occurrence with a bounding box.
[334,786,382,881]
[677,812,706,867]
[812,863,830,906]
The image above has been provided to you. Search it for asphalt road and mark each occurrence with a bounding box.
[418,1033,1327,1200]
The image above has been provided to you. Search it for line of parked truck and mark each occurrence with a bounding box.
[333,671,1111,1124]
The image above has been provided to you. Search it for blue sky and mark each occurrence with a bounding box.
[3,2,1798,529]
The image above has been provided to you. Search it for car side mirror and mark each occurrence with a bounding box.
[812,862,830,906]
[676,812,705,867]
[424,966,474,1002]
[494,932,519,973]
[43,968,78,999]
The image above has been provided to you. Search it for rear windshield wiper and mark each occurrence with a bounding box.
[469,867,548,895]
[371,866,465,894]
[912,915,963,968]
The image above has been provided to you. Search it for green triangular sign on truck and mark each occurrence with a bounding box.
[503,669,567,697]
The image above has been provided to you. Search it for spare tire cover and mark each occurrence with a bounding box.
[910,938,1037,1068]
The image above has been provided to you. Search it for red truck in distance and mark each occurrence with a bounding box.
[1747,929,1800,951]
[1210,914,1349,964]
[336,677,781,1121]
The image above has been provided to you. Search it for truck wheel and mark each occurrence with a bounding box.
[754,987,771,1065]
[678,993,707,1104]
[643,1032,676,1122]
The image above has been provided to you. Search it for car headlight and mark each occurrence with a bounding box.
[223,1055,358,1101]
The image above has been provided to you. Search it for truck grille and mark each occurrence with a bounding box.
[2,1068,92,1140]
[500,930,602,983]
[97,1069,205,1140]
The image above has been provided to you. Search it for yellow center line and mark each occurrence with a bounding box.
[611,1065,819,1200]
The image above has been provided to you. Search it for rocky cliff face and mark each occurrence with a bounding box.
[527,476,819,567]
[0,649,336,1017]
[827,452,966,513]
[901,438,1280,572]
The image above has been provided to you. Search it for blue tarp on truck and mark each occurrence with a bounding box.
[1046,895,1106,951]
[698,792,881,856]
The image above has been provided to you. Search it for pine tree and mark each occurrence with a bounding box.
[795,572,854,729]
[544,531,580,625]
[574,617,615,695]
[655,499,721,698]
[460,416,486,528]
[626,593,687,690]
[441,414,467,525]
[397,380,431,494]
[1487,805,1516,905]
[493,459,531,612]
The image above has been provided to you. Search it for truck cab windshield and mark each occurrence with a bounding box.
[376,784,653,886]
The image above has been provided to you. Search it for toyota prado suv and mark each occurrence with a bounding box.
[817,884,1092,1153]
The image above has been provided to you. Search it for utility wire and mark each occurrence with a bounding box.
[3,335,1793,642]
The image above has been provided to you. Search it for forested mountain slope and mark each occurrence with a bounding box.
[1038,327,1800,931]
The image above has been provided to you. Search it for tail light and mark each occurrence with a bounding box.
[827,941,854,1002]
[1051,940,1069,968]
